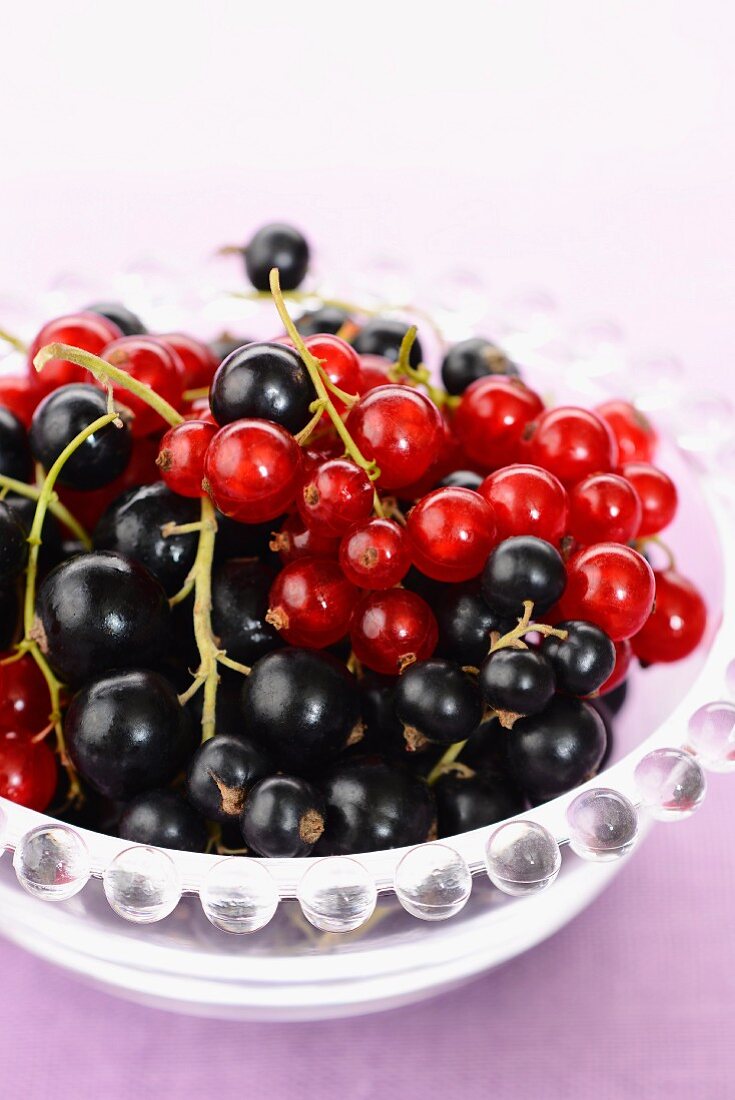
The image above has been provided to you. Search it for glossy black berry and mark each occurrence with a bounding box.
[601,678,628,716]
[460,716,510,776]
[440,337,518,395]
[358,672,407,756]
[479,648,555,717]
[94,483,199,597]
[436,469,484,491]
[214,512,280,565]
[296,305,351,337]
[0,407,32,482]
[244,222,309,291]
[187,733,272,824]
[209,342,315,433]
[505,695,607,802]
[241,648,362,772]
[33,550,170,685]
[435,584,513,667]
[352,318,423,367]
[211,559,282,665]
[240,775,325,857]
[435,772,525,836]
[210,334,252,364]
[0,583,20,650]
[482,536,566,618]
[29,384,132,490]
[5,494,62,574]
[65,669,190,800]
[541,619,616,697]
[0,501,28,582]
[394,659,483,748]
[317,758,435,855]
[118,789,207,852]
[85,301,147,336]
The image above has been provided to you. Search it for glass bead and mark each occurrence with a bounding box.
[103,845,181,924]
[485,820,561,896]
[13,824,90,901]
[566,788,638,861]
[687,702,735,773]
[297,857,377,933]
[634,748,706,820]
[200,858,279,934]
[394,843,472,921]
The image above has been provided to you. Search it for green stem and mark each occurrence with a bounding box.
[0,326,27,354]
[427,740,469,786]
[0,475,91,548]
[186,495,221,742]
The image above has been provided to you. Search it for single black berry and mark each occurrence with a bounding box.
[435,771,525,836]
[214,512,281,565]
[296,305,351,336]
[65,669,190,799]
[0,500,29,582]
[352,318,423,367]
[0,407,32,482]
[118,789,207,852]
[244,222,309,291]
[440,337,518,395]
[601,678,628,715]
[5,494,62,574]
[240,775,325,857]
[94,483,199,596]
[358,672,407,756]
[85,301,147,336]
[393,659,483,748]
[0,583,20,650]
[30,384,132,491]
[541,619,616,697]
[211,559,282,665]
[460,716,510,776]
[209,342,315,432]
[187,733,272,824]
[436,469,484,491]
[505,695,607,802]
[479,648,555,717]
[435,584,513,667]
[482,535,566,618]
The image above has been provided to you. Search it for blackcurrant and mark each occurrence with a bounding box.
[479,648,555,718]
[0,583,20,650]
[94,483,199,596]
[434,584,513,667]
[241,648,362,772]
[317,758,435,855]
[481,535,566,618]
[30,384,132,490]
[209,342,315,432]
[187,733,273,824]
[505,695,607,802]
[358,672,407,757]
[541,619,616,696]
[240,774,326,857]
[0,407,32,482]
[209,334,251,364]
[33,551,170,685]
[6,494,62,574]
[296,305,351,336]
[118,789,207,852]
[440,337,518,395]
[85,301,147,336]
[211,559,282,665]
[436,469,484,491]
[0,501,29,582]
[65,669,190,799]
[214,512,281,565]
[244,222,310,291]
[601,678,628,716]
[393,659,483,748]
[460,716,510,776]
[352,318,424,367]
[435,771,525,836]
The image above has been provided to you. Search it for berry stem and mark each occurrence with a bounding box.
[488,600,568,653]
[217,654,252,675]
[388,326,446,407]
[0,325,27,354]
[0,475,91,548]
[294,398,328,445]
[182,387,210,402]
[161,520,204,537]
[427,740,469,786]
[635,534,676,571]
[183,494,220,742]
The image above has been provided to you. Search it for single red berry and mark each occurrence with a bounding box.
[406,487,497,583]
[158,333,219,391]
[28,312,123,396]
[267,558,359,648]
[185,399,216,424]
[598,638,633,696]
[632,570,707,664]
[102,336,185,437]
[269,513,340,564]
[397,416,465,500]
[559,542,655,641]
[0,655,52,734]
[304,334,363,415]
[595,399,658,464]
[339,518,410,589]
[621,462,678,536]
[156,420,218,498]
[454,376,544,470]
[358,354,393,392]
[479,463,568,544]
[203,419,303,523]
[567,472,642,545]
[527,406,619,487]
[0,728,58,812]
[350,588,438,675]
[0,375,40,428]
[297,458,374,536]
[348,385,443,490]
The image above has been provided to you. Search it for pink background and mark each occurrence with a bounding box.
[2,3,734,1097]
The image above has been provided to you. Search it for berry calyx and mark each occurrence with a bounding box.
[267,558,359,648]
[156,420,217,498]
[350,588,439,675]
[338,517,410,589]
[297,457,374,536]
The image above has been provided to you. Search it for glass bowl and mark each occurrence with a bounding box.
[0,267,733,1020]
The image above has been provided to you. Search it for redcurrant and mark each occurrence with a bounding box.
[0,729,57,811]
[158,332,219,391]
[0,375,39,428]
[28,312,123,396]
[598,638,633,695]
[297,458,374,536]
[348,385,444,490]
[350,589,438,674]
[595,399,658,464]
[157,420,218,498]
[305,334,363,415]
[632,570,707,664]
[267,558,359,648]
[204,419,303,523]
[0,654,52,733]
[270,513,340,564]
[407,487,497,583]
[454,376,544,469]
[102,336,185,437]
[339,518,410,589]
[568,472,642,545]
[621,461,677,536]
[559,542,655,641]
[479,463,568,544]
[527,406,619,486]
[358,355,393,392]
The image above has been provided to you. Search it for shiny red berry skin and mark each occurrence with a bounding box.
[407,487,497,583]
[297,458,374,536]
[632,570,707,664]
[28,312,123,396]
[0,729,58,812]
[339,518,410,589]
[621,462,678,536]
[527,406,619,487]
[270,513,340,564]
[350,588,438,675]
[559,542,655,641]
[204,419,302,523]
[358,355,393,392]
[568,472,643,545]
[103,336,185,437]
[598,638,633,695]
[398,416,465,501]
[304,334,363,415]
[595,399,658,464]
[0,375,40,428]
[479,463,568,544]
[267,558,359,648]
[158,333,219,391]
[454,377,544,470]
[156,420,217,498]
[0,655,52,733]
[348,385,444,490]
